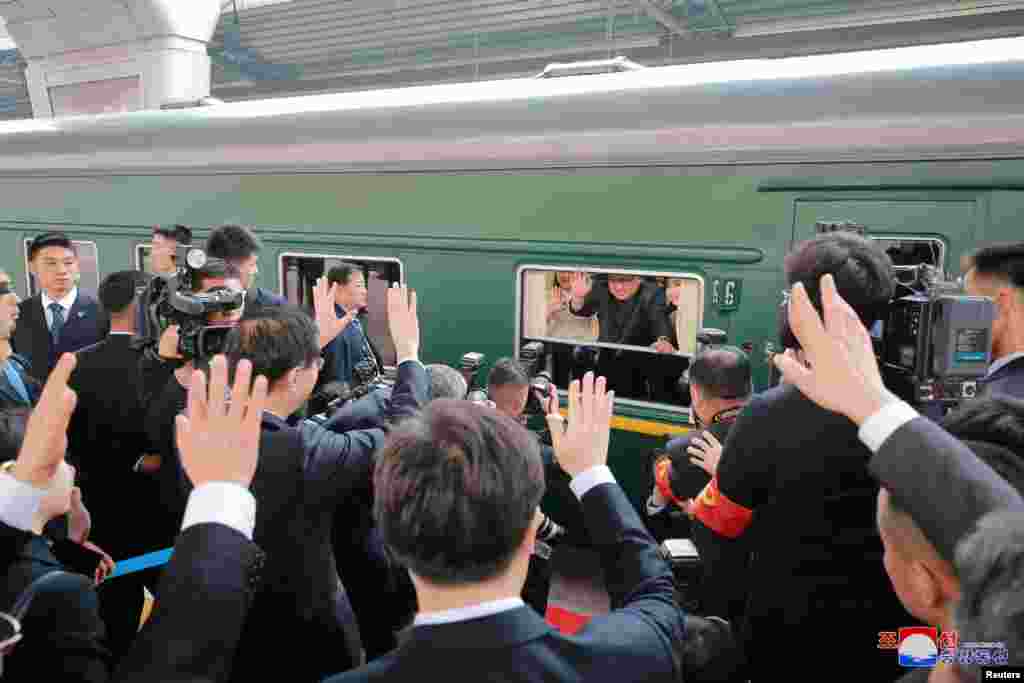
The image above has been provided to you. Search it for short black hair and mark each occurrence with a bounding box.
[28,232,75,261]
[780,231,894,350]
[205,225,262,263]
[487,357,529,389]
[374,399,545,585]
[195,258,242,290]
[963,242,1024,290]
[327,263,362,287]
[953,509,1024,677]
[153,224,193,245]
[223,305,320,389]
[97,270,143,315]
[689,346,751,400]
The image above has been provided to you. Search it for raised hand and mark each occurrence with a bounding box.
[545,372,614,478]
[314,276,357,349]
[687,431,723,476]
[175,355,268,489]
[387,283,419,364]
[11,353,77,488]
[773,274,891,425]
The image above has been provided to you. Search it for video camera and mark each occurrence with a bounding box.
[811,221,995,415]
[145,244,245,360]
[876,263,994,415]
[309,356,386,418]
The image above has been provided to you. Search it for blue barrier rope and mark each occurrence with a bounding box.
[110,548,173,578]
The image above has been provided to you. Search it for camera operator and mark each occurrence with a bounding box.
[137,258,246,546]
[962,242,1024,399]
[210,285,427,682]
[689,231,912,681]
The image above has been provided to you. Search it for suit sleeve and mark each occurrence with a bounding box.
[579,482,685,681]
[113,523,264,683]
[301,423,386,505]
[869,416,1024,562]
[382,360,429,424]
[692,396,772,539]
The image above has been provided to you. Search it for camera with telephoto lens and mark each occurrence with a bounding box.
[144,245,245,360]
[310,356,384,418]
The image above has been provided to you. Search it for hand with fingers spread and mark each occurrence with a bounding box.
[10,353,77,488]
[544,371,614,478]
[314,276,358,349]
[772,274,893,425]
[569,272,592,310]
[175,355,268,489]
[387,283,420,364]
[687,431,723,477]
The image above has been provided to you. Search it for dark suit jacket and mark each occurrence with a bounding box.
[705,384,911,679]
[216,359,428,683]
[0,529,110,683]
[0,354,40,411]
[980,355,1024,400]
[68,334,159,559]
[113,522,265,683]
[243,287,287,316]
[324,481,686,683]
[869,415,1024,563]
[13,291,110,382]
[319,310,383,392]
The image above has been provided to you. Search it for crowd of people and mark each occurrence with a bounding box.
[0,224,1020,683]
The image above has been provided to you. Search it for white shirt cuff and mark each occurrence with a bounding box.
[181,482,256,540]
[0,473,45,532]
[570,465,616,499]
[857,400,920,453]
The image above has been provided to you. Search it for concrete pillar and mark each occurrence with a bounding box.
[1,0,221,117]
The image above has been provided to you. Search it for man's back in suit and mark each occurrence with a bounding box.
[325,481,686,683]
[13,291,109,382]
[68,334,155,558]
[695,383,912,679]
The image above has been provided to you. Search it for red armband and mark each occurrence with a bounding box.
[655,458,690,511]
[691,474,753,538]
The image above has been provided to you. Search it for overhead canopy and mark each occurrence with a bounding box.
[3,0,1024,118]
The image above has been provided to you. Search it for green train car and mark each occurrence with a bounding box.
[2,36,1024,512]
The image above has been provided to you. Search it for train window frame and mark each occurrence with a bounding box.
[135,243,152,273]
[278,251,405,370]
[868,236,947,278]
[516,264,705,413]
[22,238,101,297]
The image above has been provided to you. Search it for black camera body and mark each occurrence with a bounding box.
[877,264,995,415]
[145,245,245,360]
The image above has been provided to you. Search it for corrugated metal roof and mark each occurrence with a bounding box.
[2,0,1024,118]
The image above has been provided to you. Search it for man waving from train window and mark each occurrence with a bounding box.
[567,271,672,400]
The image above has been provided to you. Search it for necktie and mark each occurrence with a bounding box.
[49,303,65,345]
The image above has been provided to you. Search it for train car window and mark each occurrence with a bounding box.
[23,238,100,297]
[870,237,946,284]
[279,253,403,368]
[518,267,704,409]
[135,244,152,273]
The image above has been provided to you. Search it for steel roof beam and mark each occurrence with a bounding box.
[631,0,694,38]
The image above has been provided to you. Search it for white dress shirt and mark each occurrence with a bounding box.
[41,287,78,330]
[857,400,920,454]
[412,464,617,627]
[0,474,256,541]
